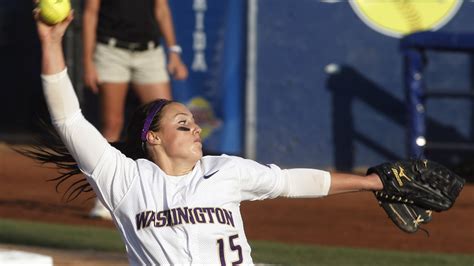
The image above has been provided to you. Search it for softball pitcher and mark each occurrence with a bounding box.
[34,11,386,265]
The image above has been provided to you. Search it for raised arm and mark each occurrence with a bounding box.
[35,11,138,209]
[35,11,105,172]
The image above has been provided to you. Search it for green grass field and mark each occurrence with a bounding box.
[0,218,472,265]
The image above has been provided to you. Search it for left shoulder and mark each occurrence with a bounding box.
[200,154,271,170]
[200,154,237,168]
[193,155,235,180]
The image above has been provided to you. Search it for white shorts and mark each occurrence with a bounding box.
[94,43,170,84]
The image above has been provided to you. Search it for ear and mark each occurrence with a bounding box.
[146,131,161,145]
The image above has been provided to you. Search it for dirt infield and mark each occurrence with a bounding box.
[0,143,473,263]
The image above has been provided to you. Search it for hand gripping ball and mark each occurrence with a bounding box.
[39,0,71,25]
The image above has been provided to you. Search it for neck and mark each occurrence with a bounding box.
[149,151,197,176]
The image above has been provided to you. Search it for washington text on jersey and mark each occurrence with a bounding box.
[135,207,235,230]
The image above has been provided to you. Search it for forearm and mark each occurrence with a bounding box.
[41,69,79,122]
[42,42,66,75]
[82,2,99,65]
[42,70,108,173]
[328,172,382,195]
[279,169,382,198]
[280,169,332,198]
[155,0,178,47]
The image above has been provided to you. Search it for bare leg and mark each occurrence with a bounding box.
[89,82,128,220]
[99,82,129,142]
[132,82,172,104]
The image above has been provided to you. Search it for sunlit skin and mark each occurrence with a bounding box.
[145,102,203,176]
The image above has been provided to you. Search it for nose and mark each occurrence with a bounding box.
[194,125,202,135]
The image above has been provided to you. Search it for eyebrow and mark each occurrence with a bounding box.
[174,112,196,121]
[174,112,191,118]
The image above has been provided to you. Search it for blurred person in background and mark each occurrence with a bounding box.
[82,0,188,219]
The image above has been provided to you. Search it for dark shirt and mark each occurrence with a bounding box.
[97,0,162,43]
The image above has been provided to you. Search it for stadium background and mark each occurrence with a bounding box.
[0,0,473,264]
[2,1,474,173]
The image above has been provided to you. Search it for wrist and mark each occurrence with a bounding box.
[169,52,181,59]
[83,58,94,67]
[41,41,62,50]
[367,173,383,191]
[169,45,182,54]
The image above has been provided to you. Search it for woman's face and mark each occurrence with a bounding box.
[156,102,203,162]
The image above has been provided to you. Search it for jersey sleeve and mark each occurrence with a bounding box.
[42,68,138,210]
[232,156,332,201]
[232,156,287,201]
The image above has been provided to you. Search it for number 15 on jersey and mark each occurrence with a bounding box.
[217,234,243,265]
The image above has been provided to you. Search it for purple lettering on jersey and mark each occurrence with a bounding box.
[170,208,178,226]
[193,208,206,223]
[188,208,196,224]
[136,211,152,230]
[155,211,167,227]
[215,208,226,224]
[164,210,173,226]
[134,207,236,231]
[202,208,215,223]
[223,209,235,227]
[146,211,156,227]
[176,207,189,225]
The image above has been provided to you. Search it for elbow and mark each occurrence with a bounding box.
[155,8,172,23]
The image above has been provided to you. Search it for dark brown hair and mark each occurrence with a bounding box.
[19,99,174,201]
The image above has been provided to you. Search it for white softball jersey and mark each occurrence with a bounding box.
[41,69,331,265]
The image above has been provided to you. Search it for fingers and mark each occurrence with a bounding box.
[84,71,100,94]
[179,66,189,80]
[167,63,175,76]
[57,10,74,29]
[173,65,188,80]
[85,79,99,94]
[84,78,99,94]
[167,61,188,80]
[65,10,75,23]
[90,81,99,94]
[167,54,188,80]
[174,70,186,80]
[32,7,40,20]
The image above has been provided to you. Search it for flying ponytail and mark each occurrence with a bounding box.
[18,99,173,201]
